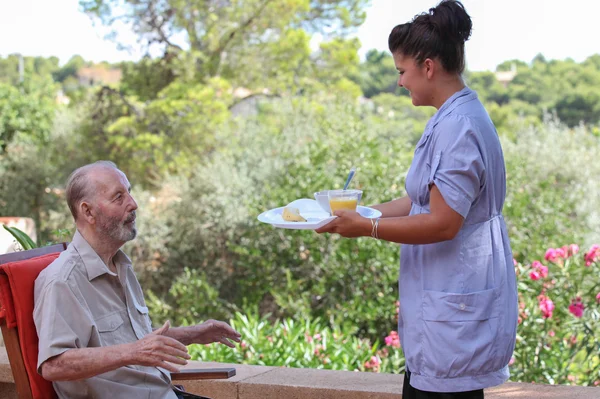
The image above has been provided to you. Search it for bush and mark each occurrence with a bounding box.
[512,244,600,385]
[502,116,600,261]
[188,311,405,373]
[142,95,418,340]
[143,98,600,347]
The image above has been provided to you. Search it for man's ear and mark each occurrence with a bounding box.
[424,58,435,80]
[79,201,95,225]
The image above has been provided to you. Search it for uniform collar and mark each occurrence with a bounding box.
[417,86,477,148]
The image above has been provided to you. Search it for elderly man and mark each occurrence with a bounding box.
[33,161,241,399]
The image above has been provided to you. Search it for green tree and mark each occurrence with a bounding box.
[80,0,370,91]
[52,55,86,83]
[357,50,398,98]
[0,55,59,86]
[0,76,58,151]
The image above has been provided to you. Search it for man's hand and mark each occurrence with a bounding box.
[315,210,371,237]
[184,320,242,348]
[129,321,191,373]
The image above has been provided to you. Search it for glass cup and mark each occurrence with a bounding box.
[328,189,361,215]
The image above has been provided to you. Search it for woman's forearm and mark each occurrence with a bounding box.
[371,196,412,218]
[374,213,458,245]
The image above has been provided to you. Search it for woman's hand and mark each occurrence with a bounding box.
[315,210,372,238]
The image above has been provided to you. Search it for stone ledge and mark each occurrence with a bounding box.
[1,348,599,398]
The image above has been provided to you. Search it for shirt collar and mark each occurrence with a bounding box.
[431,86,477,126]
[417,86,477,148]
[71,230,132,281]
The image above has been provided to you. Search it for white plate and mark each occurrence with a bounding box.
[257,199,382,230]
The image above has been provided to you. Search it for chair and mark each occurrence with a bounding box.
[0,244,235,399]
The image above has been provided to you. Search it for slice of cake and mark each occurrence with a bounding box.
[282,207,306,222]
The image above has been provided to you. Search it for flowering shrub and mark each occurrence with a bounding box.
[189,243,600,386]
[188,312,404,373]
[512,243,600,385]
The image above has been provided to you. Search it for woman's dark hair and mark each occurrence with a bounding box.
[388,0,472,74]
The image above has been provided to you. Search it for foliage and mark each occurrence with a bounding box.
[80,0,369,92]
[187,311,404,373]
[140,97,600,352]
[140,96,414,339]
[2,4,600,384]
[0,75,57,151]
[501,117,600,260]
[513,244,600,386]
[0,55,59,86]
[356,49,399,98]
[2,225,37,250]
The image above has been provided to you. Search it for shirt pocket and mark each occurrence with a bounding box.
[420,288,502,378]
[134,302,153,333]
[95,311,126,347]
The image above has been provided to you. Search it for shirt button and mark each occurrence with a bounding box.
[459,303,466,310]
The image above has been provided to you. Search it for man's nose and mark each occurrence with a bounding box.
[127,193,138,211]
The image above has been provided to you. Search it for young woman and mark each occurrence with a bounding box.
[316,1,518,398]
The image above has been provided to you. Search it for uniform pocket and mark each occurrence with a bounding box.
[96,311,125,346]
[421,288,501,378]
[423,287,498,321]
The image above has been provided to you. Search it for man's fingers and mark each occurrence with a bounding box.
[218,323,241,338]
[159,361,181,373]
[155,335,189,353]
[218,337,237,348]
[158,353,189,366]
[159,340,190,358]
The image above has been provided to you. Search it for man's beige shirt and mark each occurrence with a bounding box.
[33,231,177,399]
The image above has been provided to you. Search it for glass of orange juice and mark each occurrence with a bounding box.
[328,189,362,215]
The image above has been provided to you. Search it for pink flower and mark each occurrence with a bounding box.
[538,295,555,318]
[596,292,600,304]
[544,248,558,262]
[513,258,518,267]
[508,357,515,366]
[384,331,401,348]
[530,261,548,279]
[313,334,322,341]
[584,244,600,266]
[570,334,577,345]
[569,244,579,256]
[548,330,555,337]
[529,270,541,280]
[569,298,585,318]
[364,355,381,371]
[556,247,567,259]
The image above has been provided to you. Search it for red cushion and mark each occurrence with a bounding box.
[1,253,60,399]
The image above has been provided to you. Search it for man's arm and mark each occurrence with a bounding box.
[163,319,241,347]
[370,196,412,218]
[41,321,190,381]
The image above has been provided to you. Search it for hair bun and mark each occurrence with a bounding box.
[428,0,472,43]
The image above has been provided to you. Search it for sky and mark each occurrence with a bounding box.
[0,0,598,72]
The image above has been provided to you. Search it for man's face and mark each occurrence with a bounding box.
[89,168,138,244]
